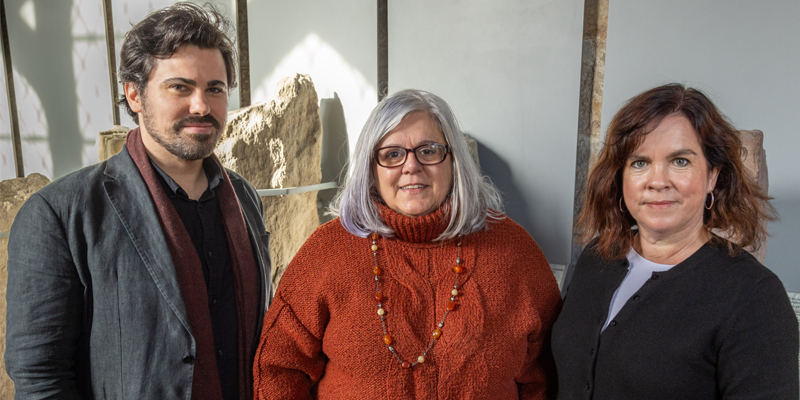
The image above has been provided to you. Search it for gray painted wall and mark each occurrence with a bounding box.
[389,0,584,264]
[602,0,800,291]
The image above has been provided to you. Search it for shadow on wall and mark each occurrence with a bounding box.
[475,141,534,233]
[9,0,82,179]
[765,196,800,293]
[317,93,349,224]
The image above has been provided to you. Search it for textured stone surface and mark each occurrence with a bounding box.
[463,133,480,171]
[709,130,769,263]
[217,74,322,289]
[1,173,51,399]
[566,0,609,290]
[98,125,130,162]
[738,130,769,263]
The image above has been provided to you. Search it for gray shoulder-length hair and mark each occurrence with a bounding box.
[328,89,504,240]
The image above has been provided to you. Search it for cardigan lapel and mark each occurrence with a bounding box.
[102,145,191,332]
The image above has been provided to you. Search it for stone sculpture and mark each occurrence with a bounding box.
[216,73,323,289]
[737,129,769,263]
[98,125,130,162]
[0,173,51,399]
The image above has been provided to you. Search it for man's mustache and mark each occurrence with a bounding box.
[173,115,221,131]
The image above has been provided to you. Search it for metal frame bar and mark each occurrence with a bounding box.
[564,0,609,292]
[102,0,120,125]
[1,0,23,177]
[377,0,388,101]
[236,0,250,108]
[256,181,337,197]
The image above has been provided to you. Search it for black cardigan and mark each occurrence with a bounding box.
[552,240,798,400]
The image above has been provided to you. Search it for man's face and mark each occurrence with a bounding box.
[126,44,228,161]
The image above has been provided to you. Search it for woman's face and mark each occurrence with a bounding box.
[622,114,719,241]
[373,112,454,217]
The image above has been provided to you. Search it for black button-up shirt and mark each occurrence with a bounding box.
[151,159,239,400]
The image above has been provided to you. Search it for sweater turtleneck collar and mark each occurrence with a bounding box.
[379,201,450,243]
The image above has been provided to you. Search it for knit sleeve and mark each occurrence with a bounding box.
[716,273,799,399]
[512,229,563,400]
[253,289,326,400]
[253,228,333,400]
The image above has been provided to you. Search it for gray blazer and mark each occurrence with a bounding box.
[5,146,272,399]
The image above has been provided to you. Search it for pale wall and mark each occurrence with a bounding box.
[389,0,585,264]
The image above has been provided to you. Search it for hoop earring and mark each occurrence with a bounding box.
[705,192,715,210]
[619,197,626,213]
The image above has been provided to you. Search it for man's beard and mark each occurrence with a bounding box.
[140,100,224,161]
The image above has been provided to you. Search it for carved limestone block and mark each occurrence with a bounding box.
[1,173,51,399]
[98,125,130,162]
[217,74,322,289]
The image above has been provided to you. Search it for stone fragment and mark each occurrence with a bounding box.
[737,130,768,194]
[99,125,130,161]
[738,130,769,263]
[712,130,769,263]
[1,173,51,399]
[216,74,322,289]
[463,133,480,171]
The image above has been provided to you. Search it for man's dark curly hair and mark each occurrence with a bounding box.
[117,2,237,123]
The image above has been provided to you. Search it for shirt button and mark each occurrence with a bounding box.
[585,383,591,391]
[652,274,660,280]
[633,295,641,301]
[217,350,223,357]
[182,355,195,364]
[207,251,213,258]
[589,348,595,355]
[212,299,218,306]
[610,320,617,327]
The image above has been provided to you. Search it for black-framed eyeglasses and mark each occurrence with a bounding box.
[374,143,450,168]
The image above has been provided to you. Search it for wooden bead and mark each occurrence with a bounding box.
[417,356,425,363]
[446,301,456,311]
[432,329,442,339]
[375,293,383,302]
[402,361,411,369]
[377,308,385,316]
[373,266,381,276]
[372,233,378,240]
[452,265,463,274]
[451,289,459,296]
[371,244,378,251]
[383,334,393,345]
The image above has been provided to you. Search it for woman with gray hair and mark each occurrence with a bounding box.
[253,89,561,399]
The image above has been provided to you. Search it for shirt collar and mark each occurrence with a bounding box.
[149,157,224,196]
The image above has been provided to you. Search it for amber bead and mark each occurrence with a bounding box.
[383,334,393,345]
[375,293,383,302]
[432,329,442,339]
[451,289,459,296]
[373,266,381,276]
[402,361,411,369]
[452,265,463,274]
[417,355,425,363]
[371,244,378,251]
[372,233,379,240]
[446,301,456,311]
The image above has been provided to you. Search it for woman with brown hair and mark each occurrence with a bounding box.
[552,83,798,399]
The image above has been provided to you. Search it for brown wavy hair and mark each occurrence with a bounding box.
[117,2,237,123]
[577,83,776,260]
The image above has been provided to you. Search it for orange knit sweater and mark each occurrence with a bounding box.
[254,205,561,399]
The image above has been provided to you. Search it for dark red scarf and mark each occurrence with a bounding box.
[126,128,259,400]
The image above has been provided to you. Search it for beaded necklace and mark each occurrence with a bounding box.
[370,232,463,369]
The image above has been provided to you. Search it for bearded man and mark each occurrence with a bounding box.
[5,3,271,399]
